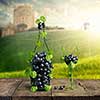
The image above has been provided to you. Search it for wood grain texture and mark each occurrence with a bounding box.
[12,80,52,100]
[0,79,22,96]
[51,79,88,96]
[0,79,22,100]
[0,79,99,100]
[77,79,100,96]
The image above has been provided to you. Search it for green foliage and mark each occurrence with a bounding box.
[46,54,53,61]
[25,67,31,77]
[36,40,42,47]
[67,62,74,89]
[35,19,41,24]
[46,49,53,61]
[30,71,37,78]
[35,16,46,24]
[40,16,46,22]
[28,51,34,63]
[31,86,38,92]
[44,85,52,91]
[25,67,37,78]
[41,31,47,38]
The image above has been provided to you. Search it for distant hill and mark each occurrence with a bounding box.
[0,29,100,72]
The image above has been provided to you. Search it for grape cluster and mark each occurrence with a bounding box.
[64,54,78,65]
[30,52,53,90]
[38,22,45,30]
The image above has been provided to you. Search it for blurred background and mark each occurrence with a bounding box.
[0,0,100,79]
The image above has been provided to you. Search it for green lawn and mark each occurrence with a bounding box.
[0,56,100,79]
[0,29,100,79]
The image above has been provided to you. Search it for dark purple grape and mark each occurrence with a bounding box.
[47,70,51,74]
[62,85,65,88]
[40,63,44,67]
[67,54,73,61]
[39,52,46,58]
[38,22,45,30]
[44,68,48,71]
[37,77,41,81]
[43,72,47,76]
[54,86,58,90]
[64,56,70,65]
[59,86,64,90]
[33,65,39,71]
[72,56,78,64]
[38,74,42,77]
[39,85,44,88]
[42,23,45,28]
[40,68,43,71]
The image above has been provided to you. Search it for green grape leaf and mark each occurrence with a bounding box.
[44,85,52,91]
[25,67,31,77]
[46,54,53,61]
[40,16,46,22]
[41,31,47,38]
[31,86,38,92]
[36,40,42,47]
[30,71,37,78]
[35,19,41,24]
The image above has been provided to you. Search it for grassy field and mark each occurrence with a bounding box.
[0,56,100,79]
[0,29,100,79]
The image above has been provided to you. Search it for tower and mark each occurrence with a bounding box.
[14,4,34,30]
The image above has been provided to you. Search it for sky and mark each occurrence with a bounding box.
[0,0,100,30]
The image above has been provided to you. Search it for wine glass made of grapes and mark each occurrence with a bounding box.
[64,54,78,89]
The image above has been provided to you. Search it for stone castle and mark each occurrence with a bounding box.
[14,4,34,30]
[0,4,35,37]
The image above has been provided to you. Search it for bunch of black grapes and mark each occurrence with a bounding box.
[30,52,53,90]
[64,54,78,65]
[38,22,45,30]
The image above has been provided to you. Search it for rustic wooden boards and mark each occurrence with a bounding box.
[13,79,52,100]
[0,78,100,100]
[0,78,22,100]
[51,79,87,96]
[77,79,100,96]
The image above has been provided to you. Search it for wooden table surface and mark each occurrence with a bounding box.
[0,78,100,100]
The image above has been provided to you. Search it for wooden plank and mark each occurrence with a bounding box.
[12,80,52,100]
[0,78,99,100]
[0,78,22,96]
[77,79,100,96]
[51,79,87,97]
[0,78,22,82]
[51,79,100,100]
[51,79,88,100]
[0,78,22,100]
